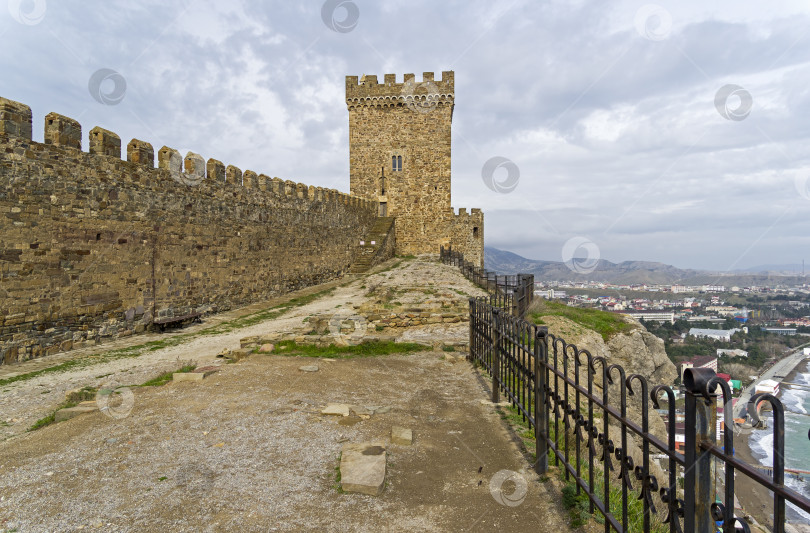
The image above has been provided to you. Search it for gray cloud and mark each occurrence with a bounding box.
[2,0,810,270]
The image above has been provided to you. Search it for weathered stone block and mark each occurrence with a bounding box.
[89,126,121,158]
[55,401,97,422]
[226,165,241,185]
[206,158,225,183]
[0,97,32,140]
[243,170,257,189]
[391,426,412,445]
[158,146,181,173]
[127,139,154,167]
[173,372,204,382]
[44,112,81,149]
[184,151,206,181]
[340,442,386,496]
[322,403,351,416]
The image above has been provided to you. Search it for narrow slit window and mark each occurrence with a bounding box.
[397,155,402,171]
[392,156,397,172]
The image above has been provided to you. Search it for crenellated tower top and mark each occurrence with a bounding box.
[345,71,454,110]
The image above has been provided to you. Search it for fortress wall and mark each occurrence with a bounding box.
[0,97,376,364]
[448,208,484,268]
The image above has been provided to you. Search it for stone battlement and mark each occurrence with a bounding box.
[0,96,378,365]
[451,207,483,220]
[0,97,370,209]
[345,71,454,110]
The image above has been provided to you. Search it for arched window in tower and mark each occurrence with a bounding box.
[392,155,402,172]
[397,155,402,171]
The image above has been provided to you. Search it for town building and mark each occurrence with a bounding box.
[688,328,741,342]
[717,348,748,358]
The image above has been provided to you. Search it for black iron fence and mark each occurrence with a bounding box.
[469,296,810,533]
[440,245,534,317]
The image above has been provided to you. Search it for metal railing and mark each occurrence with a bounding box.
[468,296,810,533]
[440,245,534,317]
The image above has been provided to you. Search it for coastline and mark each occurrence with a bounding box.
[733,357,810,528]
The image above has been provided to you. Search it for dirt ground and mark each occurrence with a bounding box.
[0,258,575,532]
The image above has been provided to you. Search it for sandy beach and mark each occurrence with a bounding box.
[733,358,810,529]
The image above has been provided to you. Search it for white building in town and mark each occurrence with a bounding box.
[688,328,740,342]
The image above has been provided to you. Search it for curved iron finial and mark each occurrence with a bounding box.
[747,392,787,528]
[607,363,626,387]
[626,373,648,399]
[590,355,608,373]
[710,502,751,533]
[575,347,593,370]
[651,384,675,410]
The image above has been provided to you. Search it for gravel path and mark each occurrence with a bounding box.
[0,258,573,532]
[0,257,484,441]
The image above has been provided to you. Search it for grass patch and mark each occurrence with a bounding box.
[562,482,591,527]
[273,340,430,359]
[140,364,196,387]
[28,412,57,432]
[529,300,635,341]
[442,345,455,352]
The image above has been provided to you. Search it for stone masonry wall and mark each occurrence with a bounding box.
[449,208,483,267]
[0,97,377,365]
[346,72,484,267]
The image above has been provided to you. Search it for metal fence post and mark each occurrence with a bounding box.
[468,297,475,362]
[492,308,501,404]
[683,367,716,533]
[535,326,548,474]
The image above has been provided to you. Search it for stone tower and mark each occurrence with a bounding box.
[345,71,483,266]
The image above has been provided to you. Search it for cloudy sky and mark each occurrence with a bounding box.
[2,0,810,271]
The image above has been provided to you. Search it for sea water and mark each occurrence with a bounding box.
[749,367,810,523]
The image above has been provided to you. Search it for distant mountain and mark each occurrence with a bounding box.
[484,247,809,287]
[733,264,807,275]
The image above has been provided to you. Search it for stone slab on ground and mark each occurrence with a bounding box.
[391,426,412,445]
[54,401,97,422]
[173,372,205,383]
[322,403,351,416]
[230,348,252,360]
[192,365,221,377]
[299,365,319,372]
[340,442,387,496]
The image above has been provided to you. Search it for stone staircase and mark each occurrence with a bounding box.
[349,217,395,273]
